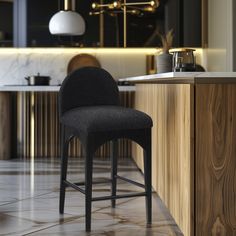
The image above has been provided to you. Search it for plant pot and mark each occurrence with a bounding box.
[156,53,173,73]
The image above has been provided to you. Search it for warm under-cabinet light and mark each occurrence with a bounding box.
[0,47,162,55]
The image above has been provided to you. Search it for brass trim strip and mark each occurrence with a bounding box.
[201,0,208,48]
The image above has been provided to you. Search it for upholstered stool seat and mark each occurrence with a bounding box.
[59,67,153,232]
[61,106,152,133]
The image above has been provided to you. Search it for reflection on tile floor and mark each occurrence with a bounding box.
[0,158,183,236]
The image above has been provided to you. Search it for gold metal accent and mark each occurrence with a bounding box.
[90,0,159,47]
[63,0,76,11]
[30,92,35,159]
[201,0,208,48]
[99,0,104,47]
[123,0,127,47]
[64,0,69,10]
[123,1,157,7]
[170,48,196,52]
[92,0,158,8]
[113,1,121,8]
[92,2,98,9]
[146,55,156,74]
[92,2,111,9]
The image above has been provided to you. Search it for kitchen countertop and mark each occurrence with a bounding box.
[2,72,236,91]
[119,72,236,84]
[0,85,135,92]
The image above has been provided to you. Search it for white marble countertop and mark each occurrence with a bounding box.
[119,72,236,84]
[0,85,135,92]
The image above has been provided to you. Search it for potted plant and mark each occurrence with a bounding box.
[156,29,174,73]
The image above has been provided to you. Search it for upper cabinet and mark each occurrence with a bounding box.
[27,1,59,47]
[8,0,203,47]
[165,0,202,48]
[0,0,13,47]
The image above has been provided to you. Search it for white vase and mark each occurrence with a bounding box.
[156,53,173,73]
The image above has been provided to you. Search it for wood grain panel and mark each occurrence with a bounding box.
[0,92,11,159]
[133,84,194,236]
[196,84,236,236]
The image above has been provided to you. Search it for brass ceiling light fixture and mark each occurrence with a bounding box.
[49,0,85,36]
[91,0,158,12]
[90,0,160,47]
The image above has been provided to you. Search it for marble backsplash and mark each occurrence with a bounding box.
[0,48,204,86]
[0,48,155,85]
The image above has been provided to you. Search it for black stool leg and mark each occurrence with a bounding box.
[111,139,118,208]
[59,129,70,214]
[144,139,152,224]
[85,149,93,232]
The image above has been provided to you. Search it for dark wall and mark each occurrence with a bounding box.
[164,0,182,47]
[127,1,165,47]
[0,2,13,46]
[165,0,202,47]
[75,0,99,47]
[183,0,201,47]
[27,0,59,46]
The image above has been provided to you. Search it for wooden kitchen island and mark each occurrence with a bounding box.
[120,72,236,236]
[0,85,135,159]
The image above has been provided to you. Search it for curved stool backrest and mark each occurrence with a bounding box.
[67,54,101,74]
[59,67,119,116]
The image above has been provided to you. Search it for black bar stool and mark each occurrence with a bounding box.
[58,67,153,232]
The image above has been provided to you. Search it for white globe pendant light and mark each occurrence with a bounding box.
[49,0,85,36]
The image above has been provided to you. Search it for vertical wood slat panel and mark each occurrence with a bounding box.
[26,93,30,157]
[0,92,11,159]
[133,84,194,236]
[196,84,236,236]
[39,93,43,157]
[17,92,24,157]
[17,91,134,159]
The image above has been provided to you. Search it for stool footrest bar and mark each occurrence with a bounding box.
[116,175,145,189]
[64,180,85,194]
[74,178,111,186]
[92,192,146,201]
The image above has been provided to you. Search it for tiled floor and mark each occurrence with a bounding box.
[0,158,183,236]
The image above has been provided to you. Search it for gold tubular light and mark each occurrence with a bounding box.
[90,0,160,47]
[91,0,159,10]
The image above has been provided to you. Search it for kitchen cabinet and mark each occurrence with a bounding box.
[0,1,13,47]
[0,86,135,159]
[164,0,202,47]
[121,72,236,236]
[27,0,59,47]
[11,0,203,47]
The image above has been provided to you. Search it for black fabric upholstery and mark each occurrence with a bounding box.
[59,67,119,116]
[59,66,153,149]
[61,106,153,133]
